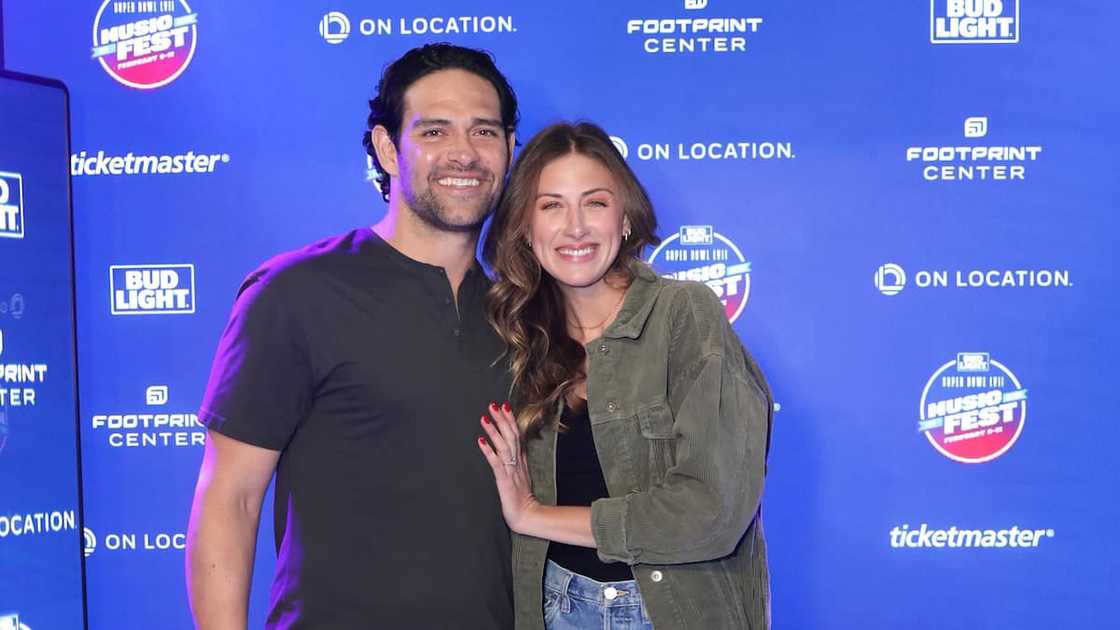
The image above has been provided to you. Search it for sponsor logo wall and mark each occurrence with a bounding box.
[3,1,1117,629]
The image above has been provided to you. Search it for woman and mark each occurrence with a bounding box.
[477,122,773,629]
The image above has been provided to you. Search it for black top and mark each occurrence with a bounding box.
[199,228,513,629]
[547,402,634,582]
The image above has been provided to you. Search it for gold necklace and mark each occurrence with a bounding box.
[569,289,627,332]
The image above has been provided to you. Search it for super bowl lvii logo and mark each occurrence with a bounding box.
[91,0,199,89]
[918,352,1027,463]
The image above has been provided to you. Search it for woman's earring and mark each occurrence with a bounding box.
[525,239,533,249]
[622,228,631,241]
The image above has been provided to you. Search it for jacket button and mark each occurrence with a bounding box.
[607,401,617,412]
[650,570,663,582]
[598,343,609,354]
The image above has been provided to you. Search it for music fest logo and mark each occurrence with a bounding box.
[647,226,751,323]
[931,0,1019,44]
[91,0,198,89]
[918,352,1027,463]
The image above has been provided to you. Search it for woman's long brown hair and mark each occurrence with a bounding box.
[483,122,659,437]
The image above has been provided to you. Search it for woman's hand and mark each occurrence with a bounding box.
[477,401,539,534]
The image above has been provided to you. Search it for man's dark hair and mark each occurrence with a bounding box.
[362,43,520,202]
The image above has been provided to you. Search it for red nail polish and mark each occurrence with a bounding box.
[489,401,499,411]
[478,437,486,445]
[502,401,512,412]
[481,415,490,425]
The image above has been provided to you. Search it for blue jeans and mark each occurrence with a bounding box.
[544,560,654,630]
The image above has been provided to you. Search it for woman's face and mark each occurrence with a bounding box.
[527,153,630,293]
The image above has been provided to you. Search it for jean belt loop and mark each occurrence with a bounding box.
[558,566,575,614]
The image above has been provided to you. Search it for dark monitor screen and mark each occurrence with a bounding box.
[0,70,85,629]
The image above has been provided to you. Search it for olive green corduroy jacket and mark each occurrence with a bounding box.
[513,263,773,629]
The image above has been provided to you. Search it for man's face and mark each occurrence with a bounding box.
[393,69,512,232]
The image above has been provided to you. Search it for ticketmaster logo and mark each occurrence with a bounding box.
[71,150,230,176]
[889,523,1054,549]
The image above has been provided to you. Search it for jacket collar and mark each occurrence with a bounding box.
[602,261,663,340]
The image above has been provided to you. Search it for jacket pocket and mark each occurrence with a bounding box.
[637,402,676,484]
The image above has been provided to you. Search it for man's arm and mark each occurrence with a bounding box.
[186,430,280,630]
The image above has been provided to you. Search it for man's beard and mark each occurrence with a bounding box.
[403,172,499,233]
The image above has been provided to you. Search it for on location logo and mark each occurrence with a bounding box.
[609,136,629,159]
[874,263,906,296]
[931,0,1019,44]
[685,0,708,9]
[109,264,195,315]
[83,527,97,558]
[319,11,350,44]
[0,171,25,239]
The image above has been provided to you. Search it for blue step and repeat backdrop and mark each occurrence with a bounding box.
[3,1,1119,628]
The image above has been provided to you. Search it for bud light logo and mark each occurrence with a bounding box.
[91,0,199,90]
[931,0,1019,44]
[0,172,25,239]
[109,264,195,315]
[918,352,1027,463]
[647,225,751,323]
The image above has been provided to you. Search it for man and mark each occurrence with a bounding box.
[186,44,519,629]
